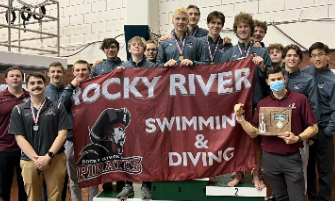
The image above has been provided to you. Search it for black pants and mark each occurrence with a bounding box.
[307,127,334,201]
[0,150,27,201]
[263,151,305,201]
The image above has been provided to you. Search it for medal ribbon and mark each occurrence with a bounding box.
[174,32,188,56]
[191,27,198,36]
[237,41,252,58]
[30,100,46,125]
[207,35,221,63]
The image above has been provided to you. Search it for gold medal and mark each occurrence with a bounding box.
[179,56,184,61]
[211,62,215,64]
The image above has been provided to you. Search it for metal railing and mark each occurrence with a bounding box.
[0,0,60,56]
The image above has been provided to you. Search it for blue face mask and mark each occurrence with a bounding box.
[270,80,285,93]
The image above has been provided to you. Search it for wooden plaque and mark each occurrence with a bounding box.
[256,107,292,136]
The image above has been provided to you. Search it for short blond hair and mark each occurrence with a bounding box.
[128,36,146,51]
[172,8,189,20]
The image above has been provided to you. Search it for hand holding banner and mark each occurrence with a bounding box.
[72,57,256,188]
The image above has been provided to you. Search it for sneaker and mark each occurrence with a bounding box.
[141,184,152,199]
[116,184,134,198]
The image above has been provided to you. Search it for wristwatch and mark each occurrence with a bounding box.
[297,136,302,143]
[47,151,54,158]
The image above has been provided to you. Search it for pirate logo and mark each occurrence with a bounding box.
[77,108,131,164]
[318,82,325,89]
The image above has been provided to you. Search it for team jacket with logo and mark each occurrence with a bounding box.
[157,33,207,67]
[90,58,123,78]
[284,68,320,122]
[220,41,272,107]
[198,35,233,64]
[302,65,335,136]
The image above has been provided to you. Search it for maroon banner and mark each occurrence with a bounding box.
[72,57,256,188]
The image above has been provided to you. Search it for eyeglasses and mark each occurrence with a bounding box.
[104,46,118,50]
[311,53,327,59]
[146,48,157,52]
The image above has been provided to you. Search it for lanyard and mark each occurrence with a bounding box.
[191,27,198,36]
[207,35,221,63]
[237,41,252,58]
[30,100,46,125]
[174,32,188,56]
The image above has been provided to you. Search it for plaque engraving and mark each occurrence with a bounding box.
[256,107,292,136]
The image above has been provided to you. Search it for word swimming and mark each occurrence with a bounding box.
[73,68,251,105]
[145,114,236,133]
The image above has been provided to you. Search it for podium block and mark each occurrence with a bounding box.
[206,175,266,201]
[152,179,208,201]
[93,175,267,201]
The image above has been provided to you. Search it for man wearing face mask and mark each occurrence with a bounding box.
[234,65,318,201]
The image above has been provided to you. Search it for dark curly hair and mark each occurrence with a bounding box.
[100,38,120,51]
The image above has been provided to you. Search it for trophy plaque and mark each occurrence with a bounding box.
[256,107,292,136]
